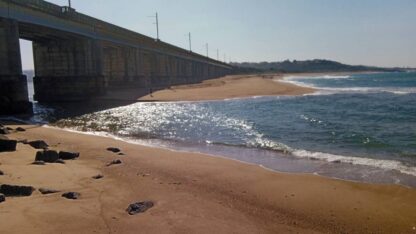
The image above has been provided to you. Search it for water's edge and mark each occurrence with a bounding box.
[44,124,416,188]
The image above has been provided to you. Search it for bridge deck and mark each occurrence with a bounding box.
[0,0,230,68]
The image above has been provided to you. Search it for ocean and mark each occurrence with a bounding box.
[28,72,416,187]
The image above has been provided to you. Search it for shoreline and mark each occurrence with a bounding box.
[1,123,415,233]
[136,71,378,102]
[45,124,416,188]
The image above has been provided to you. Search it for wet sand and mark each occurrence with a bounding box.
[0,125,415,234]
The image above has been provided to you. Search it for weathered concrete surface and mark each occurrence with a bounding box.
[0,18,32,114]
[33,38,105,102]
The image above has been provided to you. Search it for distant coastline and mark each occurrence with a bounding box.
[231,59,414,74]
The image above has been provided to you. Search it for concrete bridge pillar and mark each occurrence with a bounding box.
[0,19,32,115]
[33,38,105,102]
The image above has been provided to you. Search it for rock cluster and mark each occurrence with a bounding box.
[35,150,80,163]
[0,131,155,215]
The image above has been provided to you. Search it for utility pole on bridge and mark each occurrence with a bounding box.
[205,43,209,57]
[149,12,160,41]
[188,32,192,52]
[68,0,71,8]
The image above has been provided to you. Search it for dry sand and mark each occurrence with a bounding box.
[1,74,416,233]
[139,74,315,101]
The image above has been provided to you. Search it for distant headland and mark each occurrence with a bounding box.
[231,59,415,74]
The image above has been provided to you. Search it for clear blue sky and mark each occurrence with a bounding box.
[20,0,416,69]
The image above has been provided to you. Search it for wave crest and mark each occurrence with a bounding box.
[291,149,416,176]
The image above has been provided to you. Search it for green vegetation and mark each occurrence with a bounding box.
[231,59,411,74]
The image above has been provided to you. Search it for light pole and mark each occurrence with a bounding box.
[149,12,159,41]
[188,32,192,52]
[205,43,209,57]
[216,49,219,61]
[156,12,159,40]
[68,0,71,8]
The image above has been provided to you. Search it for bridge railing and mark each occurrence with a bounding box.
[8,0,62,15]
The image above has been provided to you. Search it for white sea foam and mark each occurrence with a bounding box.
[323,75,351,79]
[236,123,416,177]
[291,149,416,177]
[321,87,416,95]
[389,90,410,95]
[278,77,318,89]
[47,114,416,180]
[283,74,350,81]
[279,76,416,95]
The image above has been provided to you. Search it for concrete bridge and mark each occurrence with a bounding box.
[0,0,232,115]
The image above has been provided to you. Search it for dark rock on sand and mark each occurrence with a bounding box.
[27,140,49,149]
[126,201,154,215]
[92,174,104,179]
[118,152,125,156]
[58,151,80,160]
[39,188,60,195]
[106,159,122,166]
[0,138,17,152]
[15,127,26,132]
[31,160,46,165]
[0,127,9,135]
[0,170,4,175]
[35,150,59,163]
[107,147,121,153]
[62,192,80,200]
[0,184,35,197]
[0,193,5,203]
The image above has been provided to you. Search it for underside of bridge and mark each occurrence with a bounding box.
[0,1,232,115]
[30,36,227,103]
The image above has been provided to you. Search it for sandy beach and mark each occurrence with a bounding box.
[138,74,315,101]
[1,75,416,233]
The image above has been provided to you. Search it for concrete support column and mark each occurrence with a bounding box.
[0,19,32,115]
[33,38,105,102]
